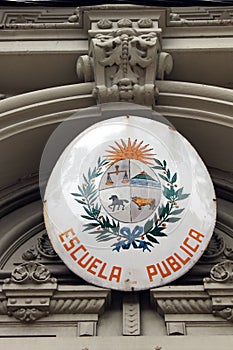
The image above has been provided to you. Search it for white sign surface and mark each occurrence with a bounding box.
[44,116,216,291]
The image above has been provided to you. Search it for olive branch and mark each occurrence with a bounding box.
[71,157,120,242]
[142,158,190,245]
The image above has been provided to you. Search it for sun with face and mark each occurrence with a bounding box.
[105,138,155,166]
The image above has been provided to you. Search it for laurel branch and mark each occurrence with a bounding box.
[71,157,190,251]
[142,158,190,245]
[71,157,120,242]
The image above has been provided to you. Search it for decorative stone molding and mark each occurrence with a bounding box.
[8,261,53,283]
[225,247,233,260]
[78,322,97,337]
[0,8,73,26]
[1,6,232,27]
[2,262,57,323]
[214,308,233,322]
[76,18,173,106]
[151,285,213,335]
[151,286,212,315]
[201,232,225,260]
[204,261,233,323]
[156,297,212,315]
[169,6,233,22]
[151,261,233,334]
[22,232,58,262]
[122,293,140,335]
[68,8,79,23]
[0,262,110,328]
[168,7,233,27]
[209,260,233,282]
[50,296,107,315]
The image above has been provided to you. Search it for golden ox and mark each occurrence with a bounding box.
[132,197,155,210]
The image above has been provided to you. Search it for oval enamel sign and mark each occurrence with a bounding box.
[44,116,216,291]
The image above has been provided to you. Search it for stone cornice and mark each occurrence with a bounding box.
[0,6,232,34]
[0,6,75,26]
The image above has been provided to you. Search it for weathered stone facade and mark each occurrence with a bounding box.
[0,4,233,349]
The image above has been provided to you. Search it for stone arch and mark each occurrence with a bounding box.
[0,79,232,337]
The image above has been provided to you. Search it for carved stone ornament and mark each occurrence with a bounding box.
[9,308,49,323]
[123,293,140,335]
[2,262,57,323]
[202,232,225,260]
[224,247,233,260]
[209,260,233,282]
[213,308,233,322]
[97,19,113,29]
[76,18,173,106]
[151,260,233,334]
[203,261,233,323]
[1,262,110,325]
[9,261,52,283]
[37,233,58,259]
[22,232,58,262]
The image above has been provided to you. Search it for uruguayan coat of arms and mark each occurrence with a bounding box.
[44,115,216,291]
[71,138,190,252]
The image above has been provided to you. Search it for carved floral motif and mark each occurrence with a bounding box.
[8,308,49,323]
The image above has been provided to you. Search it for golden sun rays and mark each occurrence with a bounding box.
[105,138,155,165]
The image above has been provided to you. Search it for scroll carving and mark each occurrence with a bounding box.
[210,260,233,282]
[9,261,52,283]
[203,261,233,323]
[213,308,233,322]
